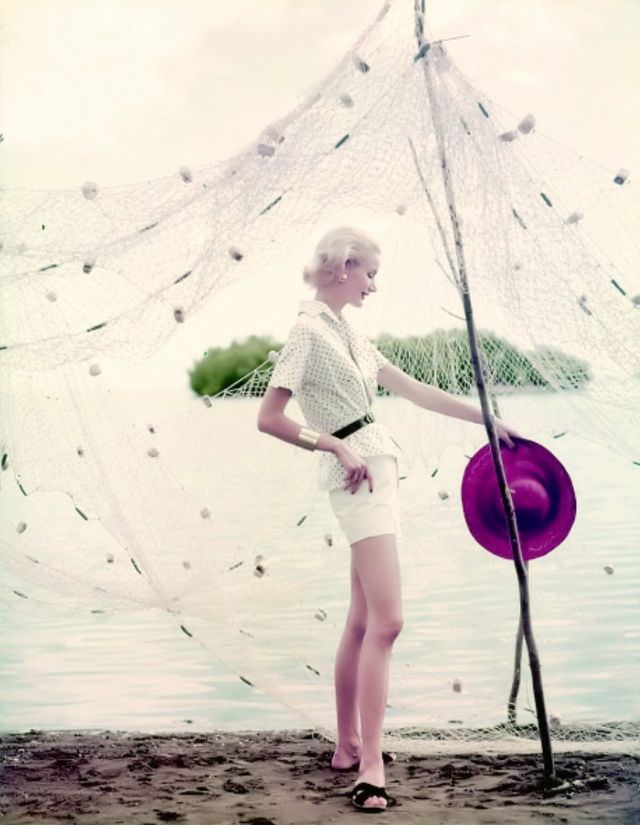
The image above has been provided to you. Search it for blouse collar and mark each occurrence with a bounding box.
[298,299,344,325]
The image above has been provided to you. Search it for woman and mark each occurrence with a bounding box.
[257,226,519,812]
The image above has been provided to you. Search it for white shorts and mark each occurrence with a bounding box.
[328,454,401,545]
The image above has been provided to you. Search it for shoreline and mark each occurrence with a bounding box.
[1,728,638,824]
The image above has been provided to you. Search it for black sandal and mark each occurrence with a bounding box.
[348,781,397,812]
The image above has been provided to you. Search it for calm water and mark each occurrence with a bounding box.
[1,390,638,733]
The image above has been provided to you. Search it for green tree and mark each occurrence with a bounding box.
[189,335,278,397]
[188,329,590,397]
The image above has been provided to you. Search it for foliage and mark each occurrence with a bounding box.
[189,335,278,397]
[189,329,590,397]
[375,329,590,395]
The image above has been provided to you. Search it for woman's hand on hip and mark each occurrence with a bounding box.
[334,443,373,494]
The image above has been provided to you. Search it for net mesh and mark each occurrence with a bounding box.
[1,0,638,753]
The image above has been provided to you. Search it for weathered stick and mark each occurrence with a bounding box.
[507,609,525,726]
[414,0,555,785]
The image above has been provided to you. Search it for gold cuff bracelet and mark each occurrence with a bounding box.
[298,426,320,450]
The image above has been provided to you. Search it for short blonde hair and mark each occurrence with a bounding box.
[302,226,380,287]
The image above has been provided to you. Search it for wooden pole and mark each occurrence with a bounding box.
[414,0,555,785]
[507,609,525,726]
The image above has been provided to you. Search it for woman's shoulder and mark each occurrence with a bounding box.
[279,316,322,350]
[287,313,329,338]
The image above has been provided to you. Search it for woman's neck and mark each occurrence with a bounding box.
[314,293,346,321]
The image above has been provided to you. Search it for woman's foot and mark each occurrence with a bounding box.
[331,738,361,770]
[350,781,396,812]
[355,758,388,809]
[331,742,397,771]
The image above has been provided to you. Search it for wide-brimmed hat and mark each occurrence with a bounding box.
[460,437,576,561]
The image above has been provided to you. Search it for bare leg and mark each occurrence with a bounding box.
[332,554,368,768]
[351,532,403,809]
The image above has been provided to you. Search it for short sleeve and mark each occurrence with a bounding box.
[367,338,392,373]
[267,324,313,396]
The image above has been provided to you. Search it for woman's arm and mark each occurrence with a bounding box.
[377,363,520,446]
[258,386,379,493]
[257,386,340,454]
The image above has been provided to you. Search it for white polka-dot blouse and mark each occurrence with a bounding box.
[267,298,407,491]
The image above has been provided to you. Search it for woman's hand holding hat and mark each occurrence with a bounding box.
[494,420,522,449]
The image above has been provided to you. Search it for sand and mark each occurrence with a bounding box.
[0,729,638,824]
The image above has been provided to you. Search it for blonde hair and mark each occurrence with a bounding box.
[302,226,380,287]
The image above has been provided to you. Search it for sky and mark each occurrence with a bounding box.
[2,0,638,188]
[1,0,638,385]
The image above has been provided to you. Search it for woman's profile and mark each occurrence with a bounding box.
[257,226,519,812]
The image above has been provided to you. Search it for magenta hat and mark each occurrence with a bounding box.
[460,438,576,561]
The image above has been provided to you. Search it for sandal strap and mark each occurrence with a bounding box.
[352,781,392,803]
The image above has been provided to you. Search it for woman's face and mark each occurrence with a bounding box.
[344,253,379,308]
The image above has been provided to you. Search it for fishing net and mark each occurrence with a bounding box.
[1,0,638,753]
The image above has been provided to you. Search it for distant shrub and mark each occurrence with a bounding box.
[526,345,591,390]
[189,335,278,397]
[375,329,590,394]
[189,329,590,397]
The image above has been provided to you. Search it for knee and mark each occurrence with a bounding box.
[345,613,368,638]
[369,615,404,642]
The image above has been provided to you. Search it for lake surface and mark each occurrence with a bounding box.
[1,389,638,735]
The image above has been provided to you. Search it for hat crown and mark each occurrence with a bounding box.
[507,478,550,528]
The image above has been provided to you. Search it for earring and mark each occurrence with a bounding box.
[339,273,348,281]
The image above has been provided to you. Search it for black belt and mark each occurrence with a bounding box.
[331,412,375,439]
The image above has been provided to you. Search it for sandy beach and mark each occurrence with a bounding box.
[0,729,638,824]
